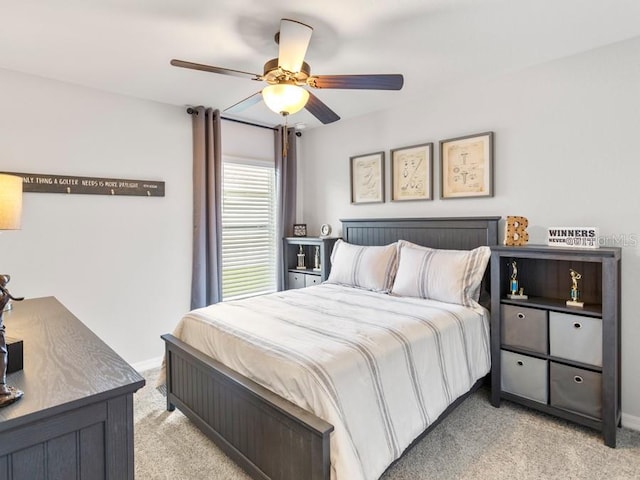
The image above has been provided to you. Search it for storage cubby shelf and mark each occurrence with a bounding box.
[284,237,339,290]
[288,269,321,275]
[501,296,602,318]
[501,345,604,374]
[490,244,621,448]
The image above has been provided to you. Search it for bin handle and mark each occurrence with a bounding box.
[574,376,583,383]
[573,322,582,329]
[517,312,525,320]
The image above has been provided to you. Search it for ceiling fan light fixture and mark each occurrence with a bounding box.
[171,17,403,125]
[262,84,309,116]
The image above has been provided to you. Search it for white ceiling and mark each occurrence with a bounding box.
[2,0,640,129]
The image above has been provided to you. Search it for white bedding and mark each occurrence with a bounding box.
[167,283,491,480]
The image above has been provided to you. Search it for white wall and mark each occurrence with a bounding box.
[222,120,274,160]
[0,68,192,367]
[299,37,640,421]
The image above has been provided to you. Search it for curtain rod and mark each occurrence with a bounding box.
[222,116,277,131]
[186,107,277,131]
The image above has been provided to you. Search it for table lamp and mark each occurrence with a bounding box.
[0,173,25,407]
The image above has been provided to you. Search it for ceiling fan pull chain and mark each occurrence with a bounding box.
[282,114,288,158]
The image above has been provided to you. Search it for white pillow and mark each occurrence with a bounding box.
[327,240,398,292]
[391,240,491,308]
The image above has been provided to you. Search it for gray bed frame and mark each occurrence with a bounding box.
[162,217,500,480]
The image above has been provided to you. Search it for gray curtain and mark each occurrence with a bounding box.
[275,126,297,291]
[190,107,222,309]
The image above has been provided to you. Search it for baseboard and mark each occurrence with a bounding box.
[131,356,163,373]
[621,413,640,432]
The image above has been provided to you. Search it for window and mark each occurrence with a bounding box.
[221,158,277,301]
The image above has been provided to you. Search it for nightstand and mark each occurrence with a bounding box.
[283,237,339,290]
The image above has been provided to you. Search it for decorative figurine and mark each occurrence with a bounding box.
[566,269,584,307]
[313,246,321,271]
[509,260,518,294]
[296,245,306,270]
[0,274,24,408]
[507,260,528,299]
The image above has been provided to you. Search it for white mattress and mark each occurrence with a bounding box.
[167,283,491,480]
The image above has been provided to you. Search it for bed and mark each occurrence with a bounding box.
[162,217,500,480]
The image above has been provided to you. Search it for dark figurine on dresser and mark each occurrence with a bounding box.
[0,274,24,407]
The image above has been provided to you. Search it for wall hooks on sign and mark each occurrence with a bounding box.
[1,172,165,197]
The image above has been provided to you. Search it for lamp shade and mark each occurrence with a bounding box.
[0,174,23,230]
[262,84,309,116]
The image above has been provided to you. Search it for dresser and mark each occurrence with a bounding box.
[0,297,145,479]
[490,245,621,447]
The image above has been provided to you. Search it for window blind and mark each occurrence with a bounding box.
[221,161,277,301]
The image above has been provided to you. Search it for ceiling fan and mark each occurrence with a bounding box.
[170,18,404,124]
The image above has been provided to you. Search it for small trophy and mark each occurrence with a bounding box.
[507,260,528,299]
[313,246,321,272]
[566,269,584,307]
[1,274,24,408]
[296,245,306,270]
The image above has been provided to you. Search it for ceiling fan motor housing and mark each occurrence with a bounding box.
[263,58,311,85]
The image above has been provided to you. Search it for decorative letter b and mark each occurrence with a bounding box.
[504,216,529,246]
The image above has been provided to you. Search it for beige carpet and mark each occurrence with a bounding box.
[134,368,640,479]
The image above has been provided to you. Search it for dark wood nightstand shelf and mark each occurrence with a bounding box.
[500,296,603,317]
[283,237,339,289]
[490,245,621,447]
[0,297,145,479]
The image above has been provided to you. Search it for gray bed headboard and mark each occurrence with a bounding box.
[340,217,500,306]
[341,217,500,249]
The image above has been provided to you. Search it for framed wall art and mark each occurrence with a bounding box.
[293,224,307,237]
[350,151,385,204]
[440,131,494,199]
[390,142,433,201]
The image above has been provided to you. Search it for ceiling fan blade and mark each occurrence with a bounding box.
[277,19,313,73]
[224,91,263,113]
[308,74,404,90]
[305,92,340,124]
[170,59,261,80]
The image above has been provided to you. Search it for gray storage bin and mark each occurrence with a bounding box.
[288,272,306,289]
[550,362,602,419]
[501,350,548,404]
[549,312,602,367]
[501,304,548,354]
[304,275,321,287]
